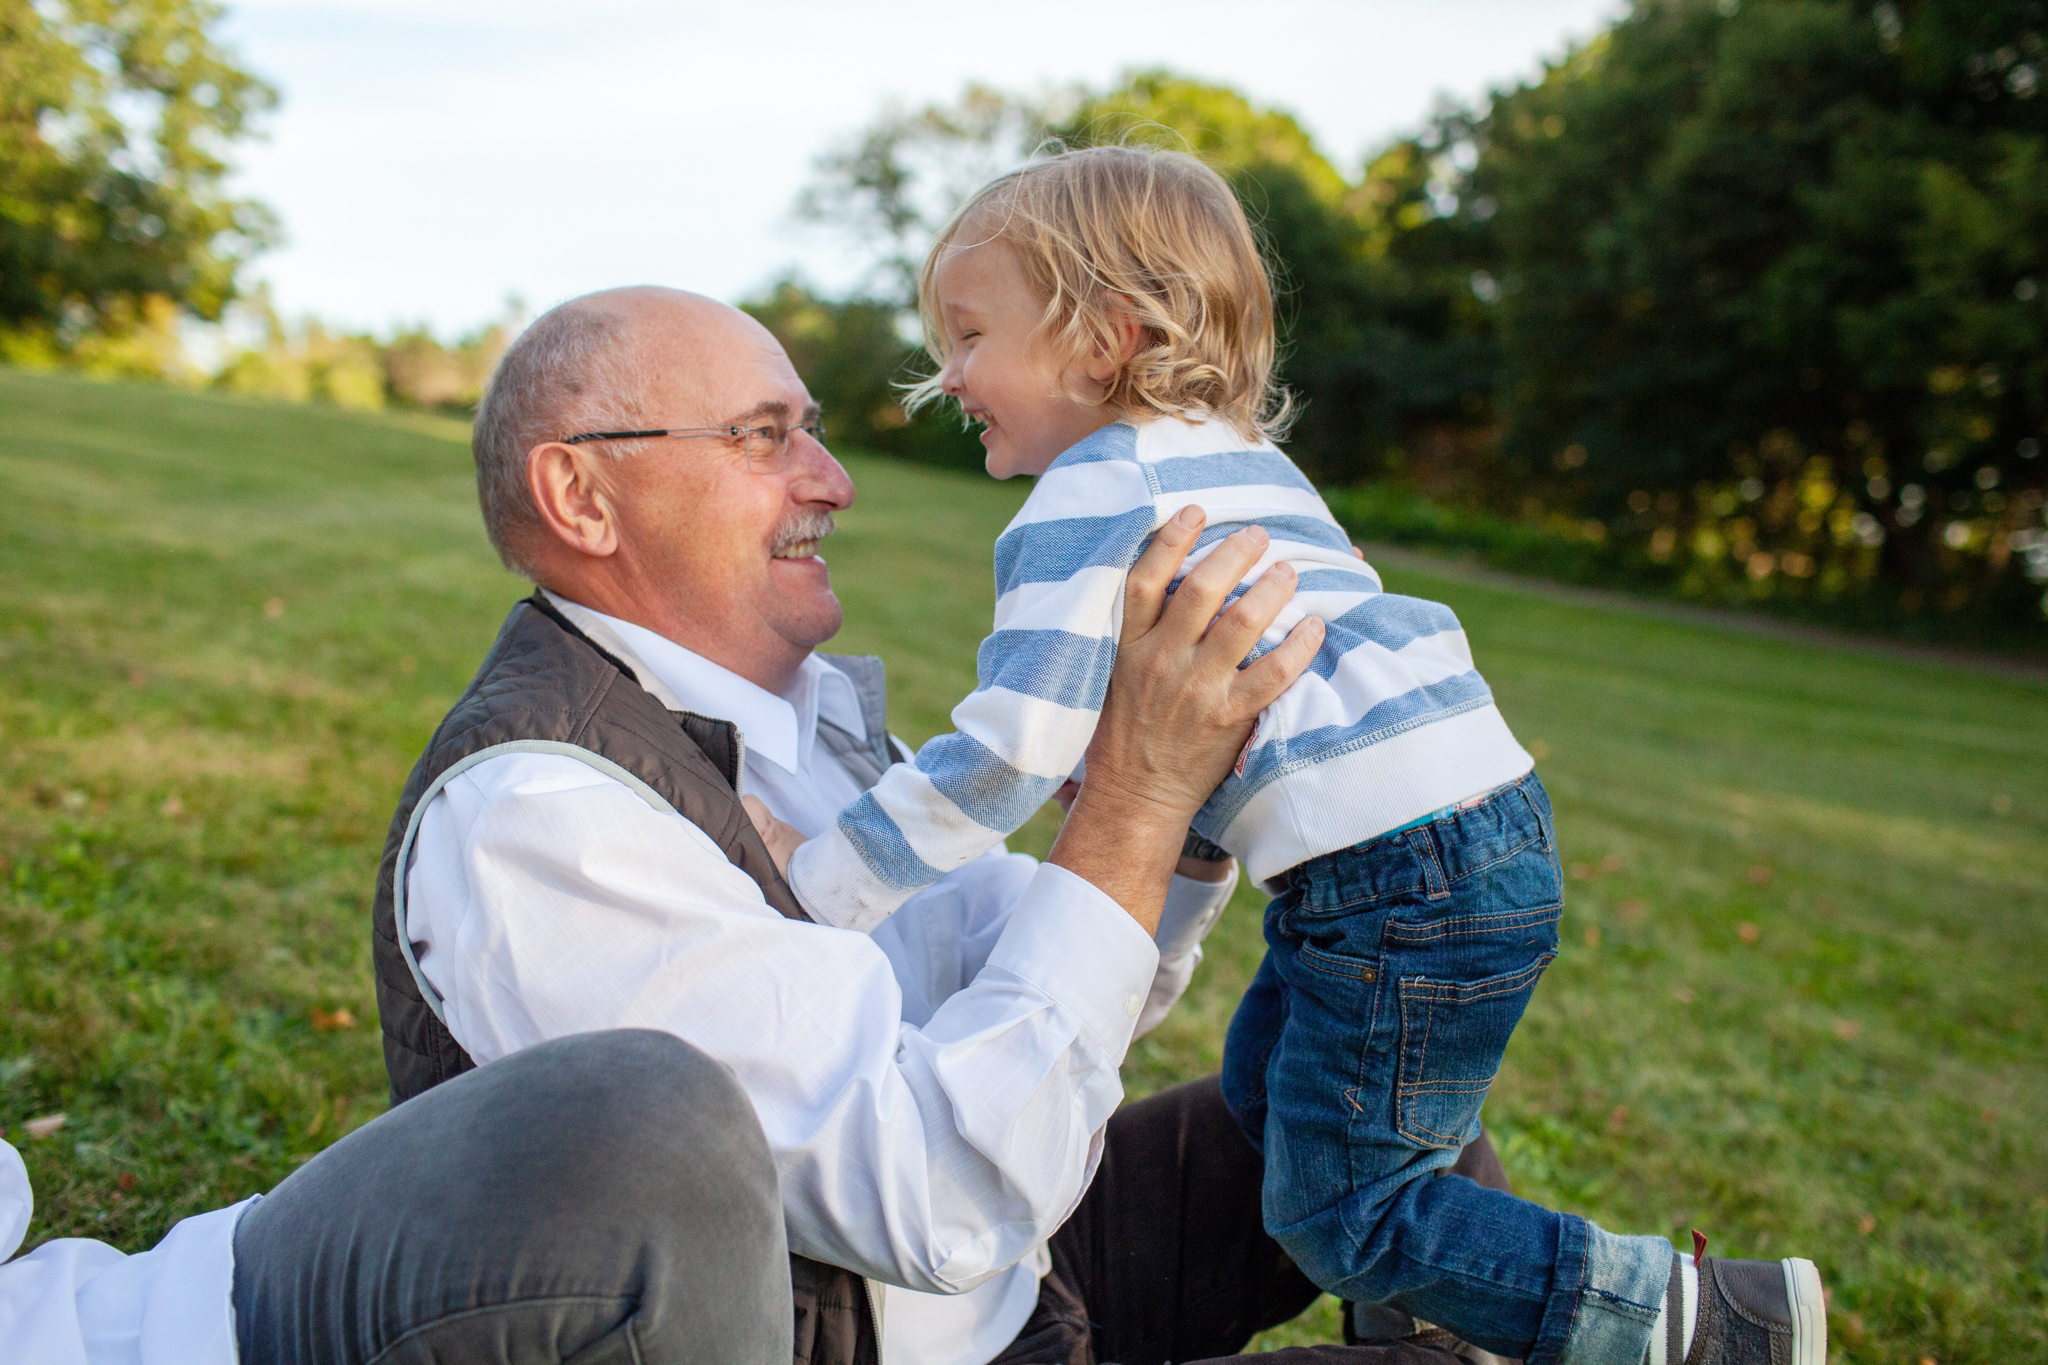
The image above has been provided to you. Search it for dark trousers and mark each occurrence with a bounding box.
[993,1075,1506,1365]
[231,1030,792,1364]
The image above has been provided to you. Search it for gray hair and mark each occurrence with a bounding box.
[472,300,649,577]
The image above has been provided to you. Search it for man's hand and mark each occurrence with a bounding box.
[1057,780,1237,885]
[743,794,807,881]
[1049,506,1322,932]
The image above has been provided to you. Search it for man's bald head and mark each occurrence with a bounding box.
[472,287,783,576]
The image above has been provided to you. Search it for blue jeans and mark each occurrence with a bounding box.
[1221,773,1671,1365]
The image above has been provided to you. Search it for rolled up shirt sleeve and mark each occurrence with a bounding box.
[407,752,1160,1295]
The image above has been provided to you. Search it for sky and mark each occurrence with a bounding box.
[215,0,1624,336]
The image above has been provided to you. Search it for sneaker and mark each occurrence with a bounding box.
[1670,1246,1826,1365]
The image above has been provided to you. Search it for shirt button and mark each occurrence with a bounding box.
[1124,994,1142,1018]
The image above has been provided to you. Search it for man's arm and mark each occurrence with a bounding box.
[410,754,1160,1295]
[1046,776,1238,1039]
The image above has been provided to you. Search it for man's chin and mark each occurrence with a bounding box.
[789,597,844,653]
[763,568,842,648]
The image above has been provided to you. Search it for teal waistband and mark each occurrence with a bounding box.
[1381,803,1458,840]
[1376,775,1526,842]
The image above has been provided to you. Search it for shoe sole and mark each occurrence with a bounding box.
[1781,1258,1827,1365]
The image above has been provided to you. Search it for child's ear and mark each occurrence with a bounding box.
[1086,295,1145,382]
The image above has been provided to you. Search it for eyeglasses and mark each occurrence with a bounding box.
[561,418,827,472]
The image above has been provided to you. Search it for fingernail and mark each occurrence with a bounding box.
[1245,526,1269,546]
[1176,505,1205,529]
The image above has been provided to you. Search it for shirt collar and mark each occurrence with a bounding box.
[542,591,863,776]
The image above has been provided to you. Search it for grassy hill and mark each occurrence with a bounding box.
[1,368,2042,1362]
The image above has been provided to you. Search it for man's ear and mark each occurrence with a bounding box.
[1084,294,1146,384]
[527,441,621,558]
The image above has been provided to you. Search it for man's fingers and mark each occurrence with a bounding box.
[1122,505,1206,646]
[1159,525,1268,640]
[742,794,775,838]
[1199,560,1296,668]
[1232,615,1325,717]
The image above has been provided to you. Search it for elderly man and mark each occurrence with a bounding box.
[316,286,1479,1365]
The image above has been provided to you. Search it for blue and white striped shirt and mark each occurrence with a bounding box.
[788,415,1533,932]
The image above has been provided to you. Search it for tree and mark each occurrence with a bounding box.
[1471,0,2048,622]
[0,0,278,354]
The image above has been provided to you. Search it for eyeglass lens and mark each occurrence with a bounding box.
[744,422,825,471]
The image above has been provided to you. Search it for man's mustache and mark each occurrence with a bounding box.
[770,509,837,556]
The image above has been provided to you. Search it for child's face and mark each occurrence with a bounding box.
[933,239,1119,479]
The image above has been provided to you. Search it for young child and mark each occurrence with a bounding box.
[773,145,1826,1365]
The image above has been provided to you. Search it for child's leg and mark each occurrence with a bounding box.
[1220,948,1285,1148]
[1252,774,1671,1365]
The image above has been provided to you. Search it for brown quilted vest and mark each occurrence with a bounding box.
[371,593,895,1365]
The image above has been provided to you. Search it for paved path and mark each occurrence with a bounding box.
[1358,540,2048,689]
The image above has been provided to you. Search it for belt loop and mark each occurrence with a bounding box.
[1414,827,1451,900]
[1516,774,1552,852]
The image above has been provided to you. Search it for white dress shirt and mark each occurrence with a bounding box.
[0,1139,251,1365]
[407,599,1236,1365]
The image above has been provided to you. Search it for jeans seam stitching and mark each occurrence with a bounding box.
[1402,956,1553,1004]
[1385,904,1562,942]
[1433,832,1546,886]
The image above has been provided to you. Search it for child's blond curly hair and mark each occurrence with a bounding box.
[904,144,1292,444]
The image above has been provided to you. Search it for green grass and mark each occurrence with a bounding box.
[1,368,2042,1363]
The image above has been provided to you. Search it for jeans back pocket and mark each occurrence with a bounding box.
[1394,951,1554,1149]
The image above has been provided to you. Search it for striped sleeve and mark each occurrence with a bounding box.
[788,434,1161,932]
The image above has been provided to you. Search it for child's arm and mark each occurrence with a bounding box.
[787,456,1164,932]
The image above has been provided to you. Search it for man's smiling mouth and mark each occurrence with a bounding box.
[770,509,836,561]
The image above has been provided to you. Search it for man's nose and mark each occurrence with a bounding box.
[787,430,855,510]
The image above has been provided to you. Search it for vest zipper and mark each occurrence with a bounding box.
[863,1276,886,1358]
[731,727,747,798]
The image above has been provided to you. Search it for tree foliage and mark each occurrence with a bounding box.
[1474,0,2048,626]
[211,290,521,415]
[0,0,277,351]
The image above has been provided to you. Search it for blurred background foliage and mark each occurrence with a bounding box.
[5,0,2047,645]
[207,288,522,415]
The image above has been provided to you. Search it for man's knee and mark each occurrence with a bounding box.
[473,1030,776,1226]
[235,1029,790,1365]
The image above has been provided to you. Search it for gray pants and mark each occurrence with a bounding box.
[231,1030,792,1364]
